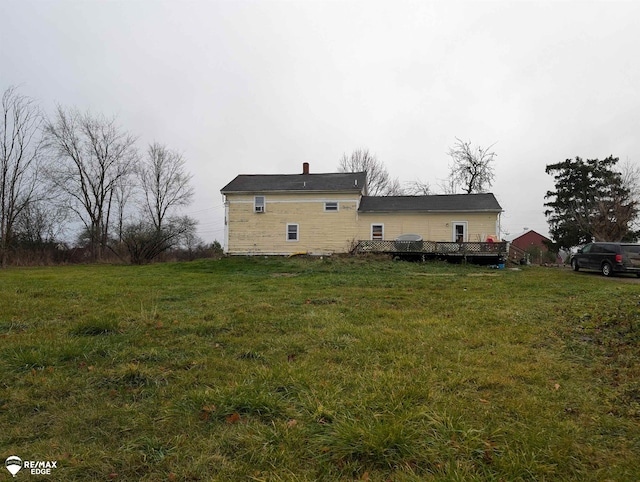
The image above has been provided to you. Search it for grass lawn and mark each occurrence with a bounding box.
[1,257,639,481]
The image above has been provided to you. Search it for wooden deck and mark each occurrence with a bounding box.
[355,240,507,263]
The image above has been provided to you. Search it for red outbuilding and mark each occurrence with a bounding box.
[508,230,559,264]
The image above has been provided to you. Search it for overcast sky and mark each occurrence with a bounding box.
[2,0,639,243]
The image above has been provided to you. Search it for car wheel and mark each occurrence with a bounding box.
[571,259,579,271]
[601,262,613,277]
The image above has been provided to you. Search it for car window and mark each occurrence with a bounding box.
[582,244,592,253]
[622,245,640,255]
[601,244,616,254]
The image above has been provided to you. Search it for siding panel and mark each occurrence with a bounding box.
[225,193,500,254]
[226,193,360,254]
[356,213,498,242]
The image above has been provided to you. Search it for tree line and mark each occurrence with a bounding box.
[7,85,635,265]
[339,145,639,250]
[338,138,498,197]
[1,86,207,267]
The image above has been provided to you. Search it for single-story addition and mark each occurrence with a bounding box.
[221,163,504,256]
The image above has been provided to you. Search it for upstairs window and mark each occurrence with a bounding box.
[287,224,299,241]
[324,202,339,212]
[254,196,265,213]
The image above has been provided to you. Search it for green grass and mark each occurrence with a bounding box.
[1,257,639,480]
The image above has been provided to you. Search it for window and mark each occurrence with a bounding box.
[623,244,640,255]
[371,224,384,240]
[254,196,265,213]
[452,222,467,243]
[287,224,299,241]
[324,202,338,212]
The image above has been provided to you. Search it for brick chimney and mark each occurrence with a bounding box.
[302,162,309,175]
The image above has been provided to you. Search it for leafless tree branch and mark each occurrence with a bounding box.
[447,138,497,194]
[404,179,432,196]
[44,106,137,260]
[139,142,194,231]
[0,86,43,267]
[338,148,403,196]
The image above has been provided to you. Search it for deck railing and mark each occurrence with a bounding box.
[355,240,508,256]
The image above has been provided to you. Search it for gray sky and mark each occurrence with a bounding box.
[2,0,639,243]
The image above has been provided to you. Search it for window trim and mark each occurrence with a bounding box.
[452,221,467,243]
[324,201,339,212]
[286,223,299,242]
[254,196,265,213]
[371,223,384,240]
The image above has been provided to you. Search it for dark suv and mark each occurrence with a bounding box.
[571,242,640,277]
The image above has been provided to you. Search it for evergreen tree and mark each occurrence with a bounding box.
[544,156,638,249]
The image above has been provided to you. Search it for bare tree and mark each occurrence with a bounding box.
[590,159,640,241]
[338,148,402,196]
[113,172,136,243]
[620,159,640,236]
[121,216,197,264]
[0,86,43,267]
[116,142,198,264]
[14,197,67,245]
[385,177,405,196]
[139,142,194,230]
[44,106,137,260]
[438,176,458,195]
[591,196,638,242]
[446,138,497,194]
[404,179,432,196]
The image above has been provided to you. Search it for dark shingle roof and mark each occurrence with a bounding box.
[358,193,502,213]
[221,172,367,193]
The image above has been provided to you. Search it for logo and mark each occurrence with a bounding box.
[4,456,22,478]
[4,456,58,477]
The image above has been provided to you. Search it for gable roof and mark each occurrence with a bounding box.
[510,230,552,243]
[221,172,367,193]
[358,193,502,213]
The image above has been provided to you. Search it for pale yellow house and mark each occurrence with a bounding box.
[221,163,503,255]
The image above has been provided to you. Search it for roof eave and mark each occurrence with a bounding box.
[222,188,365,195]
[358,209,503,214]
